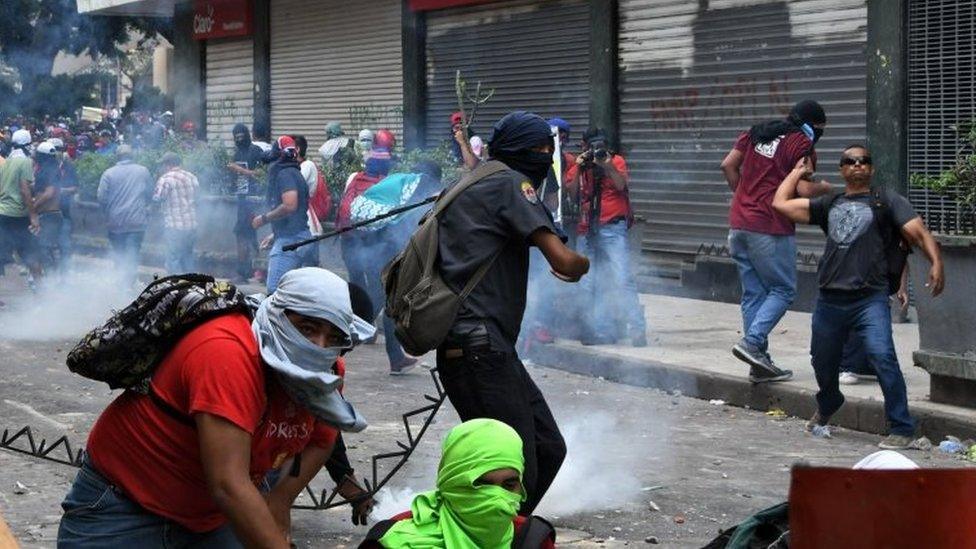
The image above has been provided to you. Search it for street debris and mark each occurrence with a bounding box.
[810,425,832,439]
[647,500,660,512]
[13,481,27,495]
[911,436,933,451]
[644,535,660,544]
[673,514,686,524]
[765,408,787,419]
[709,399,726,406]
[938,436,967,454]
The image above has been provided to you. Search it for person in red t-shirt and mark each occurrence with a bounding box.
[720,99,832,383]
[58,268,377,549]
[566,128,647,347]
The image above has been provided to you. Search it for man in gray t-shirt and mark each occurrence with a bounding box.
[772,144,944,450]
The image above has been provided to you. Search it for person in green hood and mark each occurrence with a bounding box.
[360,419,555,549]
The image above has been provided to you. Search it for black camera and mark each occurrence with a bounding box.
[594,148,609,161]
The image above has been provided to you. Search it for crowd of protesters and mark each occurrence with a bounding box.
[0,98,952,547]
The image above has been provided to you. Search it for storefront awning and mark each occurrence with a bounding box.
[77,0,176,17]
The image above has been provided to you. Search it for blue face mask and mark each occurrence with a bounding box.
[800,123,824,143]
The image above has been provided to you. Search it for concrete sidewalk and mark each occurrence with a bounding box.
[525,294,976,442]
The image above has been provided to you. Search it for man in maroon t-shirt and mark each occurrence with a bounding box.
[720,100,832,382]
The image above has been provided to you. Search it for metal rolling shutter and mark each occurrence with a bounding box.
[425,0,590,148]
[619,0,867,278]
[908,0,976,235]
[270,0,403,151]
[205,37,254,148]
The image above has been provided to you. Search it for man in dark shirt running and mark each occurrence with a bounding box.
[772,145,944,450]
[251,136,318,293]
[227,123,266,283]
[436,111,589,514]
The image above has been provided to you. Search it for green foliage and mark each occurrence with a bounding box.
[397,142,462,184]
[75,137,233,200]
[123,84,173,118]
[0,0,171,112]
[319,145,364,200]
[911,121,976,213]
[18,73,104,119]
[74,152,115,200]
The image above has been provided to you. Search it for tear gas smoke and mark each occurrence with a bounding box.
[369,411,662,521]
[538,411,658,516]
[0,265,139,341]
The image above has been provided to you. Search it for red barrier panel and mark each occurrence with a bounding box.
[790,467,976,549]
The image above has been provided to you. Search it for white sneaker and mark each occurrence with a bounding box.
[839,371,860,385]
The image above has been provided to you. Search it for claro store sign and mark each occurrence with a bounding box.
[193,0,253,40]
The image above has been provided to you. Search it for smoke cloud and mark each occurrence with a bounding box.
[0,265,138,341]
[538,411,655,516]
[368,411,660,522]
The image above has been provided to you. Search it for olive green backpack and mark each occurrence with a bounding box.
[381,161,508,356]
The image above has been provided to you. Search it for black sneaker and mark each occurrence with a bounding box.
[734,340,789,377]
[749,364,793,383]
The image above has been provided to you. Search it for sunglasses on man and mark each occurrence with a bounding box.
[840,156,872,167]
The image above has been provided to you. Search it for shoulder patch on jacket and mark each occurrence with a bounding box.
[520,181,538,204]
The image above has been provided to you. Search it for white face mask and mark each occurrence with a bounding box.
[249,267,375,432]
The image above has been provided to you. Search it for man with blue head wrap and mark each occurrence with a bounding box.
[434,111,590,515]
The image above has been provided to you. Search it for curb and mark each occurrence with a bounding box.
[525,343,976,442]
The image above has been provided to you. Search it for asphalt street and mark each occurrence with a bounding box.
[0,269,972,548]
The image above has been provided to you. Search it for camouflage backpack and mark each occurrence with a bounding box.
[66,273,251,393]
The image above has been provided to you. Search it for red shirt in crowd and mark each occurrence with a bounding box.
[337,172,382,229]
[566,154,632,235]
[86,313,339,533]
[728,131,816,236]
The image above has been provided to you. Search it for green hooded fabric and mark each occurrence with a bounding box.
[379,419,526,548]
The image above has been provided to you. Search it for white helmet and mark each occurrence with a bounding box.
[36,141,58,156]
[47,137,65,151]
[11,129,31,146]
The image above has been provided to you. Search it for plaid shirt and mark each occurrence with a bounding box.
[154,167,199,230]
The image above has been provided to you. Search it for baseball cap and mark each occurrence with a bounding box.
[276,135,297,152]
[36,141,58,155]
[12,129,31,146]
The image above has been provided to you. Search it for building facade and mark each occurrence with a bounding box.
[82,0,939,305]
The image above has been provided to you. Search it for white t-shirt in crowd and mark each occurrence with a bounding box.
[300,159,318,196]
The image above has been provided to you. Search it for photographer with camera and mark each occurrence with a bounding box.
[566,128,646,347]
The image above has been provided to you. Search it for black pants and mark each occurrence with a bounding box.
[436,343,566,514]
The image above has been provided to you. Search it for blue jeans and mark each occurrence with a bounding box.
[59,215,73,272]
[267,230,320,294]
[343,231,407,366]
[577,221,646,338]
[164,228,196,274]
[107,231,144,287]
[58,457,242,548]
[729,230,797,352]
[840,333,876,376]
[38,211,64,270]
[810,290,915,436]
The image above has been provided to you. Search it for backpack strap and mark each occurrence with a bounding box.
[512,515,556,548]
[420,160,511,283]
[431,161,510,218]
[359,518,399,546]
